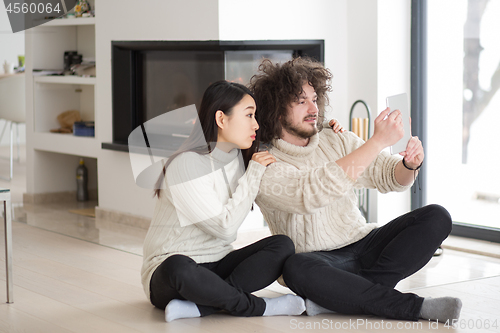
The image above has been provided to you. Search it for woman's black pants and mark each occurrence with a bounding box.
[149,234,295,317]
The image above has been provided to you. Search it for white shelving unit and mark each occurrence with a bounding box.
[32,132,99,158]
[34,76,96,85]
[25,1,98,197]
[38,17,96,27]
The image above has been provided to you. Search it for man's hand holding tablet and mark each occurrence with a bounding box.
[386,93,412,155]
[385,93,424,170]
[336,94,424,182]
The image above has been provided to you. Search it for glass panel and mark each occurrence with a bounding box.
[427,0,500,229]
[225,50,293,84]
[141,50,225,122]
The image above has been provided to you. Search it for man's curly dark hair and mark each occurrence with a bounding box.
[249,57,333,143]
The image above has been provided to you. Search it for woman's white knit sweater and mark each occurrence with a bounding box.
[255,129,412,254]
[141,148,266,299]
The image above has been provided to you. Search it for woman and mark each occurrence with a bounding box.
[141,81,305,322]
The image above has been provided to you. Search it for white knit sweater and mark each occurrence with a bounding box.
[255,129,412,254]
[141,148,266,299]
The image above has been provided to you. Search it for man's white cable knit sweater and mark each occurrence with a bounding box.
[141,148,266,300]
[255,129,412,254]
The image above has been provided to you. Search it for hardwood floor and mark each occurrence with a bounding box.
[1,220,500,333]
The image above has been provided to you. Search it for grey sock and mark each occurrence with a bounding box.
[165,299,201,322]
[263,294,306,316]
[305,299,336,316]
[420,297,462,323]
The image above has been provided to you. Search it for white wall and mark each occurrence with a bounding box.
[347,0,378,122]
[346,0,412,223]
[376,0,412,224]
[347,0,379,222]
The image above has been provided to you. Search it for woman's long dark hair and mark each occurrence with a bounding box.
[154,80,260,198]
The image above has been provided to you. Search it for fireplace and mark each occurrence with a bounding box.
[102,40,324,152]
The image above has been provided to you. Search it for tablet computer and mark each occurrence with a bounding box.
[386,93,412,154]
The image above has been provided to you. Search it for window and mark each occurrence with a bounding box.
[414,0,500,241]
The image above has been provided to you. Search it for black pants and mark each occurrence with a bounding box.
[149,234,295,317]
[283,204,452,321]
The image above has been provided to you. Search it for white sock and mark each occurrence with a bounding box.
[420,297,462,323]
[305,299,336,316]
[262,294,306,316]
[165,299,201,322]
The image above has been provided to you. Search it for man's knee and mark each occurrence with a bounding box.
[425,204,452,236]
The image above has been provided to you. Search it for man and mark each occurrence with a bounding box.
[250,57,462,322]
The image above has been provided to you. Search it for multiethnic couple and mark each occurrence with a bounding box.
[140,57,462,323]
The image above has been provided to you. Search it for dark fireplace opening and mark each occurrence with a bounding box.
[103,40,324,152]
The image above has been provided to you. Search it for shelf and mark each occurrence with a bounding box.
[34,76,96,85]
[32,132,99,158]
[38,17,95,27]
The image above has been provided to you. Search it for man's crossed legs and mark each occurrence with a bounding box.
[283,204,462,322]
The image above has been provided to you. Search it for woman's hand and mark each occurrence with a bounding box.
[252,151,276,167]
[328,119,346,133]
[400,136,424,169]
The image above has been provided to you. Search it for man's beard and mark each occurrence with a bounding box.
[281,116,318,139]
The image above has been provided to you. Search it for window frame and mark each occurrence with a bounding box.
[411,0,500,243]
